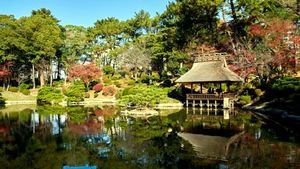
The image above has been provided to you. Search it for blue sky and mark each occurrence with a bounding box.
[0,0,170,27]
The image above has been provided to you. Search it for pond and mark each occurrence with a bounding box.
[0,105,299,169]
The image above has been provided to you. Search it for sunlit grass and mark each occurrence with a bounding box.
[0,104,36,113]
[1,91,36,101]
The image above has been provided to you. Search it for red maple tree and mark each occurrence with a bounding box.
[249,18,299,74]
[68,63,103,88]
[0,61,13,89]
[0,61,12,79]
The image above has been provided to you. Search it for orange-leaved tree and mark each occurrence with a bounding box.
[68,63,102,89]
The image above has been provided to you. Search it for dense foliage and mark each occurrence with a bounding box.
[118,84,177,107]
[270,77,300,95]
[37,86,64,104]
[102,85,117,96]
[64,81,86,102]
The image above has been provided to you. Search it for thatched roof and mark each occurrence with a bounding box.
[176,59,243,83]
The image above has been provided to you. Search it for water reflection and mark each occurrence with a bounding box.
[0,106,299,169]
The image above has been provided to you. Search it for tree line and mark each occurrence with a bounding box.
[1,0,300,90]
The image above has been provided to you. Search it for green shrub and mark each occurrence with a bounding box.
[103,65,115,75]
[0,88,3,92]
[52,80,64,87]
[8,87,18,92]
[127,79,135,86]
[270,77,300,94]
[94,93,98,98]
[20,89,30,95]
[37,86,64,104]
[19,83,32,90]
[64,82,85,102]
[238,95,252,105]
[118,84,175,107]
[113,81,121,88]
[111,73,122,80]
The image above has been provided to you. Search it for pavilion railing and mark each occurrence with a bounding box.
[186,93,234,100]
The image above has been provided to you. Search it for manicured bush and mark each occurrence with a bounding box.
[8,87,18,92]
[238,95,252,105]
[102,65,115,75]
[20,89,30,95]
[118,84,175,107]
[111,73,122,80]
[102,85,117,96]
[64,82,85,102]
[93,83,104,92]
[37,86,64,104]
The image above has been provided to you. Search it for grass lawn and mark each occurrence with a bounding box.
[1,91,36,101]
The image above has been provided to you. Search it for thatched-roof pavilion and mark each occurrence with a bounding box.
[176,53,243,108]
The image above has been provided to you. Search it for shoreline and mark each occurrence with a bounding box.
[243,103,300,137]
[1,99,184,109]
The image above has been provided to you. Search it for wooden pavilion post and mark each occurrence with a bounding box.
[227,83,231,92]
[200,83,203,93]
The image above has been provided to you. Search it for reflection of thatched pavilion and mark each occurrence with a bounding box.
[178,131,245,160]
[176,53,243,108]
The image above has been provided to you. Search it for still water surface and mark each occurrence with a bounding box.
[0,105,299,169]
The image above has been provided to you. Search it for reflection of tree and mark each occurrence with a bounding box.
[37,105,66,116]
[68,118,103,136]
[67,106,88,124]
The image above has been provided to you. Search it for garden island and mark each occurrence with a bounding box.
[0,0,300,168]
